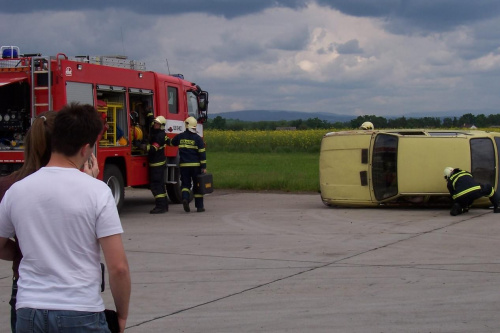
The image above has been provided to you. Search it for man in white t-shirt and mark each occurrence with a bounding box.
[0,103,130,332]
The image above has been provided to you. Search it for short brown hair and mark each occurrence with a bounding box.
[52,103,103,156]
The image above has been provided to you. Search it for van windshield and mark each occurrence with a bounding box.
[372,134,398,201]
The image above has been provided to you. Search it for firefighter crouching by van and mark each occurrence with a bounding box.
[167,117,207,213]
[444,167,500,216]
[148,116,168,214]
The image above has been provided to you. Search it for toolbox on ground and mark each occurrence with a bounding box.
[196,173,214,194]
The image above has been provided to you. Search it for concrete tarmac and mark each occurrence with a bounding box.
[1,188,500,332]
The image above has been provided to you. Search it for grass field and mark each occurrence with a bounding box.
[208,151,320,192]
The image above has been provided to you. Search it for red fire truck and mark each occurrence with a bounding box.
[0,46,209,211]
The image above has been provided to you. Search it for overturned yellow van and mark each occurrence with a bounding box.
[319,129,500,207]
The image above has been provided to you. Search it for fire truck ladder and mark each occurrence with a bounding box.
[30,56,52,118]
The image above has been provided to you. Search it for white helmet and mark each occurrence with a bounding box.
[360,121,374,130]
[444,167,454,180]
[154,116,166,129]
[185,116,197,133]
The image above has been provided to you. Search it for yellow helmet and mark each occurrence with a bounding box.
[154,116,166,129]
[444,167,454,180]
[118,137,128,146]
[185,117,197,132]
[360,121,374,130]
[132,126,143,141]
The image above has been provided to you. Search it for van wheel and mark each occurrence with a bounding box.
[103,164,125,212]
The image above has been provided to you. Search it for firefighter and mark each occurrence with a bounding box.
[444,167,500,216]
[167,116,207,213]
[142,100,155,129]
[148,116,168,214]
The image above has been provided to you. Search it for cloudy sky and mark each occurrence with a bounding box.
[2,1,500,117]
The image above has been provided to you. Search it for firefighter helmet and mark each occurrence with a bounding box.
[185,116,197,132]
[444,167,454,180]
[132,126,143,141]
[360,121,374,130]
[118,137,128,146]
[154,116,166,129]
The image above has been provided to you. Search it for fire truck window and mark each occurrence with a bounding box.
[96,89,128,147]
[167,86,178,114]
[187,91,198,118]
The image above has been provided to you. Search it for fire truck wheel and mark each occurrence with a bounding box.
[103,164,125,212]
[166,166,182,204]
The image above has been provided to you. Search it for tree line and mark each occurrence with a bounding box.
[205,113,500,131]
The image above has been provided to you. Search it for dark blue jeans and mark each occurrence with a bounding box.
[16,308,110,333]
[10,277,18,333]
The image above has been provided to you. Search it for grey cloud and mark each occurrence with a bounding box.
[209,34,266,63]
[6,0,500,34]
[317,0,500,34]
[267,28,310,51]
[2,0,307,18]
[336,39,363,54]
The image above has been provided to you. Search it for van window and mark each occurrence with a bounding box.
[372,134,398,201]
[471,138,495,186]
[495,137,500,188]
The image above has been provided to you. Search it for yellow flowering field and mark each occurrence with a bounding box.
[204,127,500,153]
[204,129,336,153]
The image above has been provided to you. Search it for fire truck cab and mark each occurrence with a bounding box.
[0,46,209,211]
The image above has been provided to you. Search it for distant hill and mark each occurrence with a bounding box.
[211,110,354,122]
[402,109,499,119]
[210,109,500,122]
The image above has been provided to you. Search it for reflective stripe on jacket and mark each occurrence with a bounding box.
[167,130,206,169]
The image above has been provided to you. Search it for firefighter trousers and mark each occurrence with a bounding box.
[150,164,168,209]
[181,166,204,209]
[455,183,500,208]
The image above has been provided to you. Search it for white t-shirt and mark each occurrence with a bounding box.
[0,167,123,312]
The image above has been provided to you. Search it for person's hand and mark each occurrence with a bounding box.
[201,168,207,174]
[118,317,127,333]
[83,153,99,178]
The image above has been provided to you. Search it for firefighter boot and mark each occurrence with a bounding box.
[494,205,500,213]
[150,198,168,214]
[182,199,190,213]
[450,203,463,216]
[182,192,190,213]
[195,197,205,213]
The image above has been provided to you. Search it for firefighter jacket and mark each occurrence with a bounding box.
[446,169,481,200]
[167,130,206,169]
[148,128,166,167]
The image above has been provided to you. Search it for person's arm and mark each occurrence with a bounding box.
[0,237,19,261]
[99,234,131,333]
